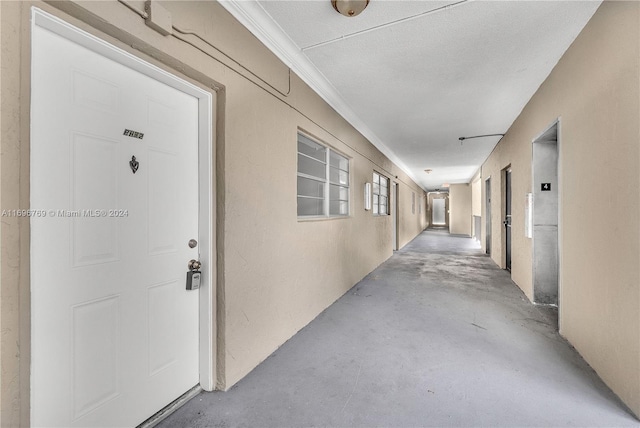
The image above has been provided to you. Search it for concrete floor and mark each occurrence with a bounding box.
[158,229,639,427]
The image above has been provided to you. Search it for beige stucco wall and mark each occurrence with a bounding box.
[449,184,472,236]
[471,173,482,239]
[471,173,481,217]
[0,1,427,425]
[481,1,640,416]
[397,186,427,248]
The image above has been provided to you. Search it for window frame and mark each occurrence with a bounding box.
[297,131,350,219]
[372,171,390,216]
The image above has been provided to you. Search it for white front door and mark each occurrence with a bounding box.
[31,20,202,427]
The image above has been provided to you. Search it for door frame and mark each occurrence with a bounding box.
[531,118,563,322]
[31,8,216,393]
[502,166,512,271]
[432,197,446,225]
[392,182,399,251]
[485,177,491,255]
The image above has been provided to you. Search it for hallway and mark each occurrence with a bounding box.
[158,230,637,427]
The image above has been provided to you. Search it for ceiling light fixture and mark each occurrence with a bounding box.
[332,0,369,17]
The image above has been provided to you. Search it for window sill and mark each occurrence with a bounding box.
[297,215,351,222]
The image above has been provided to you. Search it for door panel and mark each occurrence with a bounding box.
[433,198,446,225]
[32,24,200,427]
[533,137,559,305]
[485,178,491,255]
[72,295,120,419]
[71,133,120,266]
[391,183,398,250]
[505,169,512,271]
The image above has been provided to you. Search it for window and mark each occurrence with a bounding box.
[372,172,390,215]
[297,132,349,217]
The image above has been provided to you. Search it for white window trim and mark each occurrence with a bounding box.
[297,132,350,219]
[372,171,390,216]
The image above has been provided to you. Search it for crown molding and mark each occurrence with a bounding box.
[217,0,423,189]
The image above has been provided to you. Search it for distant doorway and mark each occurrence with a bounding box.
[432,198,446,225]
[392,183,399,250]
[504,168,512,271]
[532,122,559,305]
[485,178,491,255]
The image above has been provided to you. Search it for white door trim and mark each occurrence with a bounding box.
[31,7,216,392]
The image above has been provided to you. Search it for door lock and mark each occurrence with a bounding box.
[186,259,202,290]
[188,259,201,271]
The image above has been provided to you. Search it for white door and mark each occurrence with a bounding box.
[433,198,446,225]
[31,23,200,427]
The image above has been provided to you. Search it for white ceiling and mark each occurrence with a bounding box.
[220,0,601,190]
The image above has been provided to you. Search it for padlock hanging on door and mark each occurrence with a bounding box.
[186,259,201,290]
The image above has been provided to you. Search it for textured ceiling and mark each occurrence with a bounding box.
[222,0,601,190]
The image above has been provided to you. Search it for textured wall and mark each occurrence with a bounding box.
[0,1,428,424]
[471,174,482,217]
[449,184,472,236]
[397,186,427,248]
[481,1,639,416]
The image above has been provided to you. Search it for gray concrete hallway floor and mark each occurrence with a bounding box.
[159,229,638,428]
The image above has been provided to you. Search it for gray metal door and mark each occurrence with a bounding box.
[486,178,491,255]
[504,170,512,271]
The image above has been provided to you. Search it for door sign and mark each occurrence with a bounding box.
[541,183,551,191]
[123,129,144,139]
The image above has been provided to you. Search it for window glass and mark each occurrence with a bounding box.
[372,172,390,215]
[298,176,325,199]
[330,151,349,171]
[298,134,326,162]
[329,167,349,186]
[297,132,349,218]
[330,201,349,216]
[330,185,349,201]
[298,154,326,180]
[380,196,388,214]
[297,197,324,216]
